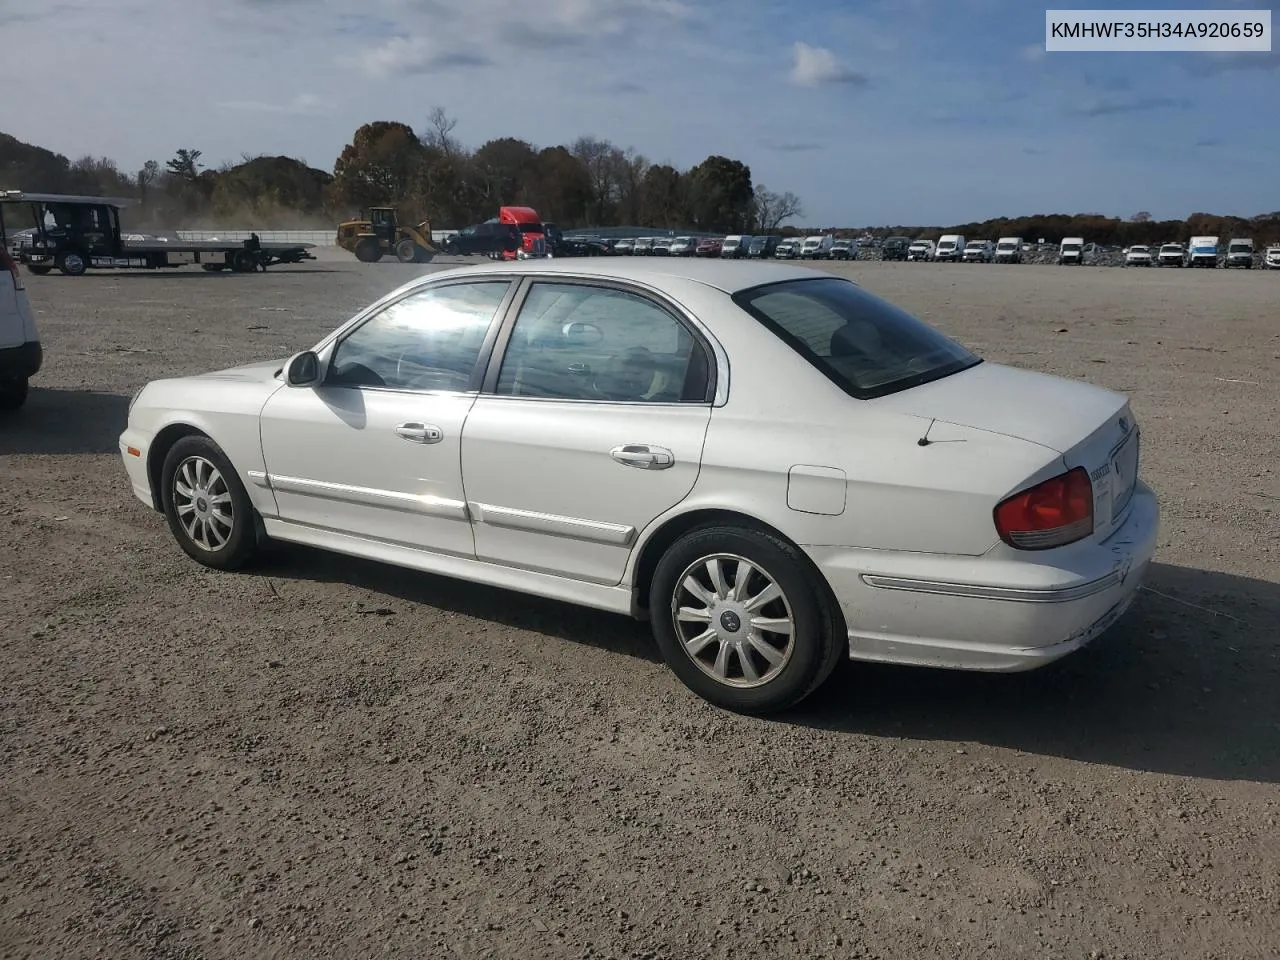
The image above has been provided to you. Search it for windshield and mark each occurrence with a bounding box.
[732,277,981,400]
[909,242,927,249]
[1229,242,1250,251]
[998,242,1015,249]
[1063,243,1081,252]
[1130,246,1149,253]
[937,241,955,249]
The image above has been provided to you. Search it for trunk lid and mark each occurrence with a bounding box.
[873,362,1140,540]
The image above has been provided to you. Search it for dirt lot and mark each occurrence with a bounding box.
[2,252,1278,960]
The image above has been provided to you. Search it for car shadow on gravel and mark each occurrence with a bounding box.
[0,389,129,455]
[257,544,662,666]
[791,561,1280,784]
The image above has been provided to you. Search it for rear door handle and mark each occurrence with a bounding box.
[610,444,674,469]
[395,422,443,444]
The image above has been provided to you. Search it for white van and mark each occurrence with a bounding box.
[0,246,41,409]
[1224,238,1253,268]
[935,234,965,261]
[1058,237,1086,265]
[799,235,835,259]
[994,237,1024,263]
[720,235,749,259]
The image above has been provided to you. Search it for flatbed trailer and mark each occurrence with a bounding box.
[0,190,315,275]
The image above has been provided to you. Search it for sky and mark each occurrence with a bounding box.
[0,0,1276,226]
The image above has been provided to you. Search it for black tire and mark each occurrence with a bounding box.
[395,238,419,263]
[0,377,29,411]
[649,524,843,714]
[354,238,383,263]
[26,265,52,276]
[160,435,259,571]
[229,249,256,273]
[56,251,89,276]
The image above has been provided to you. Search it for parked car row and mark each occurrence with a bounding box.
[440,220,1280,270]
[1126,237,1273,268]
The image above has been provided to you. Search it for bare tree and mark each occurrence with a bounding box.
[613,147,649,225]
[137,160,160,190]
[1130,210,1152,223]
[753,186,804,232]
[423,107,462,158]
[570,136,622,225]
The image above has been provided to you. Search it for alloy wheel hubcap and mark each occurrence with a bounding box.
[671,553,796,688]
[173,456,234,551]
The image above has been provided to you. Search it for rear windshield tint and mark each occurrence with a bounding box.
[733,277,982,399]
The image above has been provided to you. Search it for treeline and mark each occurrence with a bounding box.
[0,109,805,234]
[0,132,336,231]
[3,121,1277,243]
[327,109,802,234]
[856,210,1280,247]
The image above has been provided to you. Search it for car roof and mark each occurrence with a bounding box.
[423,256,830,294]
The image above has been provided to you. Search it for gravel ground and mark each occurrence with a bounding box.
[2,251,1279,960]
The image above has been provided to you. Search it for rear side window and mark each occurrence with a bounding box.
[496,282,710,403]
[733,277,981,399]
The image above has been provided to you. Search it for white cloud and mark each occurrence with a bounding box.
[788,42,867,88]
[216,94,330,116]
[350,0,692,77]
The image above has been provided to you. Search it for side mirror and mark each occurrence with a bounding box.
[284,350,321,386]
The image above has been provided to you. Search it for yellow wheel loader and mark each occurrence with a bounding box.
[335,207,438,264]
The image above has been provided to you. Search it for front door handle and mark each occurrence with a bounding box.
[610,444,675,469]
[395,422,443,444]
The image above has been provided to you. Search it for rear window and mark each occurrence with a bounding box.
[732,277,981,400]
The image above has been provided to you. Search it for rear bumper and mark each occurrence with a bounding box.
[806,481,1159,672]
[0,341,42,379]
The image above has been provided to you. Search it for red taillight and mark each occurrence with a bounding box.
[994,466,1093,550]
[1,247,22,290]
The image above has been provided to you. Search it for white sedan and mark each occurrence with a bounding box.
[119,259,1159,713]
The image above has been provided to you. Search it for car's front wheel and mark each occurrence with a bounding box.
[650,525,844,714]
[161,435,259,571]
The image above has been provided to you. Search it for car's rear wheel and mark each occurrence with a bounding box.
[161,436,259,571]
[649,525,844,714]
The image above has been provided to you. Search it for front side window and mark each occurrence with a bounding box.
[495,282,709,403]
[733,276,981,399]
[328,281,510,392]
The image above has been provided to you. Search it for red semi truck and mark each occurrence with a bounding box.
[498,206,549,260]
